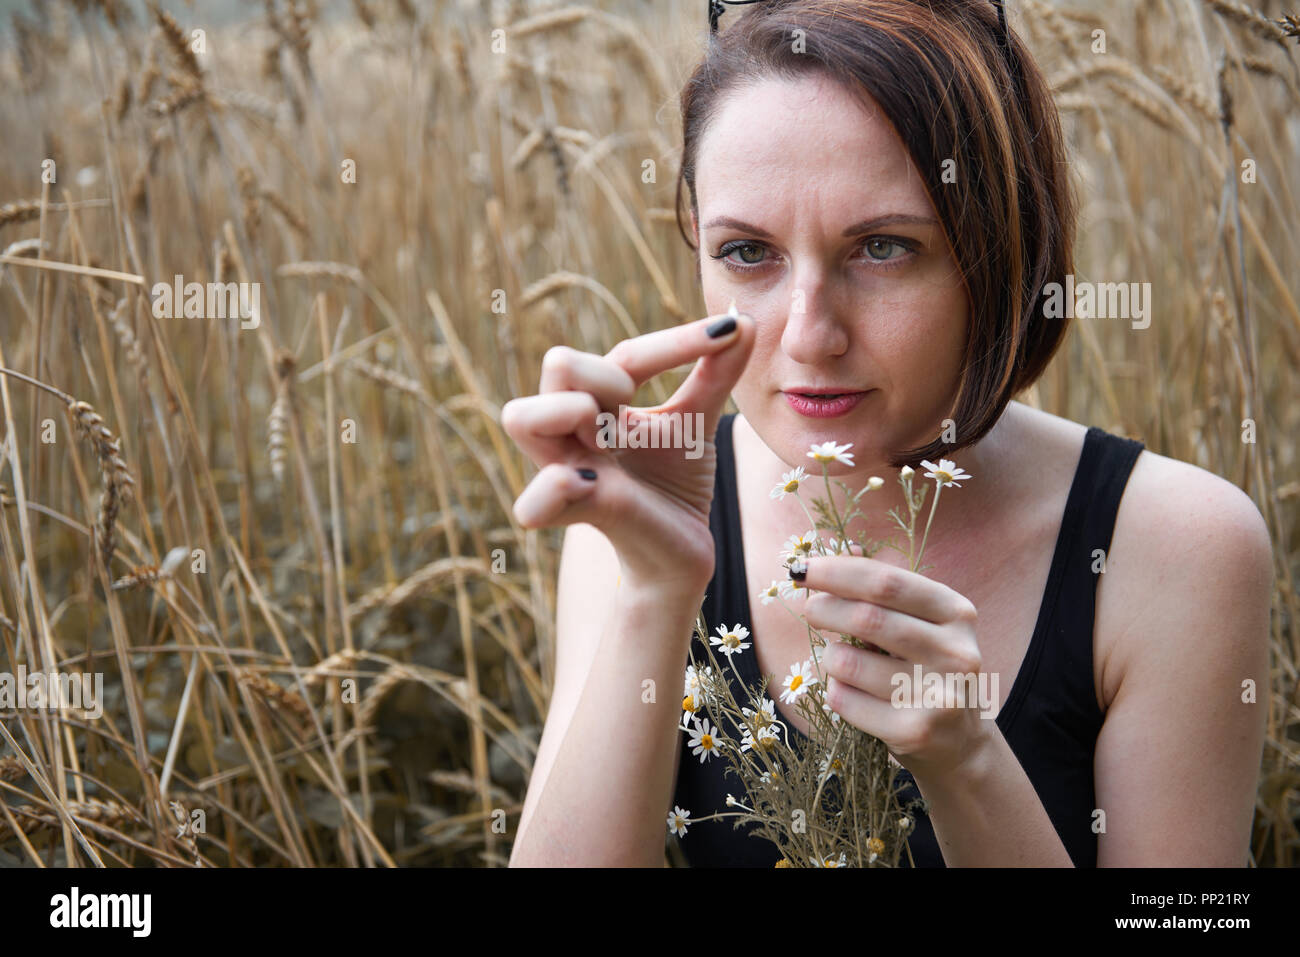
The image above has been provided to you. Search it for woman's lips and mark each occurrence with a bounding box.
[782,391,871,418]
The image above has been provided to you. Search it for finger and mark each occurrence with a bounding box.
[604,310,752,395]
[512,462,601,529]
[663,311,757,438]
[539,346,637,412]
[500,391,605,464]
[819,638,910,701]
[805,593,933,664]
[823,676,910,741]
[793,555,974,624]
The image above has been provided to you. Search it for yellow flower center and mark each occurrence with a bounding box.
[683,695,696,712]
[774,858,791,868]
[701,734,713,750]
[783,480,798,493]
[789,675,803,692]
[867,837,885,855]
[724,633,739,648]
[936,470,952,483]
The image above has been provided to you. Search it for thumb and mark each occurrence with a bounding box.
[667,310,755,439]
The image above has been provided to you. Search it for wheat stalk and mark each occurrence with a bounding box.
[66,399,135,568]
[303,649,364,691]
[108,297,147,379]
[151,5,204,81]
[0,200,43,230]
[0,798,141,843]
[346,556,490,620]
[1201,0,1289,44]
[238,671,313,740]
[359,666,411,729]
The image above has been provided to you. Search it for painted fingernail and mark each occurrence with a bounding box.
[577,468,597,480]
[705,316,737,339]
[788,558,807,581]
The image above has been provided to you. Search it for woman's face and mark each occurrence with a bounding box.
[693,71,969,474]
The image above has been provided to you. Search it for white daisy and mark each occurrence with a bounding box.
[781,529,818,563]
[779,660,818,704]
[680,690,702,730]
[818,753,845,784]
[742,698,777,730]
[769,466,807,501]
[667,805,691,837]
[684,663,713,699]
[778,578,809,601]
[919,458,972,487]
[710,623,751,658]
[741,722,781,753]
[687,716,723,763]
[811,852,848,868]
[756,580,781,606]
[808,441,855,466]
[823,537,851,555]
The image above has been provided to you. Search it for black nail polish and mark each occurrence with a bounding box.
[705,316,736,339]
[577,468,597,480]
[788,559,807,581]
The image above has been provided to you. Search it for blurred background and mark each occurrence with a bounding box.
[0,0,1296,866]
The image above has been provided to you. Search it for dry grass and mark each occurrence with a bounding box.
[0,0,1296,867]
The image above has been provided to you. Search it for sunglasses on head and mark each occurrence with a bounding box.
[707,0,1012,51]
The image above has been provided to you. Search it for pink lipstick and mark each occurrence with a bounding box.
[782,389,871,419]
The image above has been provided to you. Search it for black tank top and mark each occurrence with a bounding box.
[671,413,1145,867]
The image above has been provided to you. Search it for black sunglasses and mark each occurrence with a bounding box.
[708,0,1012,53]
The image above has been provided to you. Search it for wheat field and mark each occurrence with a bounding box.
[0,0,1296,867]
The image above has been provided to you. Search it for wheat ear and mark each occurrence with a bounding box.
[66,400,135,568]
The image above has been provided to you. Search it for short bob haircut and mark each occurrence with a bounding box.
[675,0,1077,468]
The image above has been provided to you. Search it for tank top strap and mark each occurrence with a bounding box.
[701,413,744,635]
[997,424,1146,734]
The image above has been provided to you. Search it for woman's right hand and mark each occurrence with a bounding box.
[501,310,755,593]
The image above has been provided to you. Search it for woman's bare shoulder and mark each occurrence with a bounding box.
[1009,401,1272,708]
[1080,420,1271,709]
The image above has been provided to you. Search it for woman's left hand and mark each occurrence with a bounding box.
[796,554,998,782]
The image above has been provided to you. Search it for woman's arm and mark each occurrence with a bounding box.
[1090,465,1272,866]
[510,522,707,866]
[914,462,1274,866]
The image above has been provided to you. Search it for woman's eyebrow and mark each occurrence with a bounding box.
[699,213,939,237]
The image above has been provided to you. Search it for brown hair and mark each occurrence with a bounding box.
[675,0,1077,467]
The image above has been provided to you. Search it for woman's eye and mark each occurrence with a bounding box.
[722,242,765,266]
[711,236,915,273]
[863,238,909,261]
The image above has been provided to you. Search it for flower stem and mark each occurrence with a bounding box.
[912,482,943,572]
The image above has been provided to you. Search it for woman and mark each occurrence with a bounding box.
[503,0,1272,867]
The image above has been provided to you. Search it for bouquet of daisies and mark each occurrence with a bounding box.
[669,445,971,867]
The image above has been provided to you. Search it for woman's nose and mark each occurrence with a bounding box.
[779,279,850,364]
